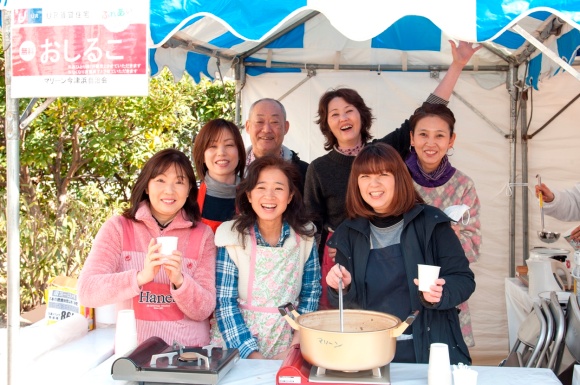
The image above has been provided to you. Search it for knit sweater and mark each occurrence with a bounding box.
[304,119,412,257]
[304,94,445,248]
[413,169,481,347]
[77,202,217,346]
[413,169,482,263]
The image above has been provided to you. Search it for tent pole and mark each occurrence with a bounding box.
[3,10,21,385]
[508,64,518,278]
[234,60,245,128]
[520,90,530,263]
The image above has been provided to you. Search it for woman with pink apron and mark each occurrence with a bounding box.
[210,155,321,359]
[78,149,216,346]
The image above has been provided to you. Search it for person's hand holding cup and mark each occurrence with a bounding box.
[156,236,184,289]
[415,264,445,303]
[156,236,178,258]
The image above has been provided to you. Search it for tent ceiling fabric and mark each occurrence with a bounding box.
[149,0,580,87]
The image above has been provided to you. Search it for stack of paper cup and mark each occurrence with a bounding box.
[428,343,452,385]
[115,309,138,356]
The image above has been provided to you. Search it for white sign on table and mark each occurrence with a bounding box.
[9,0,149,97]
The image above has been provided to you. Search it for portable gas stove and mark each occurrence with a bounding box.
[276,345,390,385]
[111,336,239,385]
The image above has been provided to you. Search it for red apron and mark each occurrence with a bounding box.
[318,231,335,310]
[197,181,224,233]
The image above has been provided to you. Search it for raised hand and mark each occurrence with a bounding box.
[449,40,481,66]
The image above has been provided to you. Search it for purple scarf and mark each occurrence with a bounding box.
[405,149,456,188]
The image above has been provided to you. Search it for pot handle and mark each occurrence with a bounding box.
[278,302,301,331]
[391,310,420,337]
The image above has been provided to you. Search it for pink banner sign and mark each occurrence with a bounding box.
[10,3,149,97]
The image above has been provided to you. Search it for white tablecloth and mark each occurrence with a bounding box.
[82,359,562,385]
[2,321,563,385]
[505,277,535,349]
[1,325,115,385]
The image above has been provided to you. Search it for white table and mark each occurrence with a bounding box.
[82,359,562,385]
[1,324,115,385]
[505,277,535,349]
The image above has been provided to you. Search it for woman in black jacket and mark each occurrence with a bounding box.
[326,142,475,365]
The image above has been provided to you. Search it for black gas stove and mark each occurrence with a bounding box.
[111,336,239,385]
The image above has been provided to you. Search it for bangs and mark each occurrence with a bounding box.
[151,160,187,180]
[351,150,392,176]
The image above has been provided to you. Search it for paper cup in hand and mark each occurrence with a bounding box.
[157,236,178,256]
[115,309,138,356]
[418,264,441,292]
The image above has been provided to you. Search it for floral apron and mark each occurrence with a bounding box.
[211,229,303,358]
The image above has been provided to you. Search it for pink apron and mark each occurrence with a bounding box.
[211,229,303,358]
[121,217,201,322]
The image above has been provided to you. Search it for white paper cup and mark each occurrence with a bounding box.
[418,264,441,292]
[157,236,178,256]
[453,368,478,385]
[428,343,451,385]
[115,309,138,356]
[428,369,452,385]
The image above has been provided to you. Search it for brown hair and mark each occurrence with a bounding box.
[123,148,201,225]
[316,88,374,151]
[192,118,246,181]
[233,155,315,241]
[409,102,456,135]
[346,143,422,219]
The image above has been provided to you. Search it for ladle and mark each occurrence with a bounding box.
[536,174,560,243]
[338,275,344,332]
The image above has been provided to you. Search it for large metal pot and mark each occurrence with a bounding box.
[278,303,418,371]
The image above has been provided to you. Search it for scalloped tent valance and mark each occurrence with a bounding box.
[149,0,580,89]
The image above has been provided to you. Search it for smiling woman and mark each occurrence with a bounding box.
[325,142,475,365]
[210,155,321,361]
[406,103,481,347]
[77,148,217,347]
[192,119,246,233]
[304,41,480,310]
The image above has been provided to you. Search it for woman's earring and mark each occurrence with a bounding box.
[447,147,454,156]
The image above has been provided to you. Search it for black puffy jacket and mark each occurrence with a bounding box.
[327,204,475,365]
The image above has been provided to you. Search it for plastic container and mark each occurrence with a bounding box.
[573,251,580,296]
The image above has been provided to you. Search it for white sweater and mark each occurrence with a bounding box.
[543,183,580,221]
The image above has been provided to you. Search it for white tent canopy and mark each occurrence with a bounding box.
[146,0,580,361]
